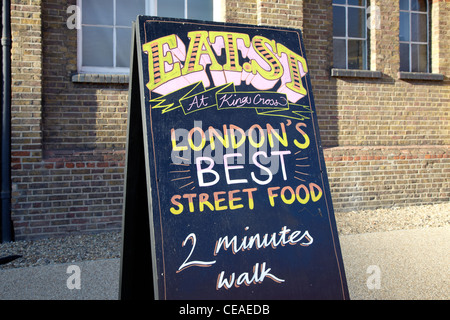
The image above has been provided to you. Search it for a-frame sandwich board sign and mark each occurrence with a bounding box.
[120,16,349,300]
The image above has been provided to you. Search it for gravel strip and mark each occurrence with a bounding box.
[0,231,121,270]
[0,202,448,270]
[335,202,450,235]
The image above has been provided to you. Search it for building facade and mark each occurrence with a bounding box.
[7,0,449,240]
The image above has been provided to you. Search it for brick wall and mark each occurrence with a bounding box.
[324,146,449,211]
[226,0,258,25]
[300,0,450,212]
[11,0,126,239]
[42,0,128,151]
[9,0,449,239]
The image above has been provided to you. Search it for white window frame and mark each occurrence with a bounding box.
[77,0,224,74]
[332,0,369,70]
[399,0,429,73]
[77,0,152,74]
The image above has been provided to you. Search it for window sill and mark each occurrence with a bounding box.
[331,68,382,79]
[398,72,444,81]
[72,73,129,84]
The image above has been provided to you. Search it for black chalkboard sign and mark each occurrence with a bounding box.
[120,16,349,300]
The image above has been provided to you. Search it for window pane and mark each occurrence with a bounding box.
[418,44,428,72]
[158,0,185,19]
[116,0,145,27]
[333,6,346,37]
[333,39,346,68]
[116,28,132,68]
[333,0,346,4]
[189,0,213,21]
[400,43,410,71]
[83,0,114,25]
[82,26,114,67]
[411,44,427,72]
[400,0,409,11]
[411,0,427,12]
[399,12,410,41]
[348,7,365,38]
[348,0,365,6]
[411,13,427,42]
[348,39,364,69]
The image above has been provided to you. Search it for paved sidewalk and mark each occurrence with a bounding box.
[0,226,448,300]
[0,259,120,300]
[340,226,449,300]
